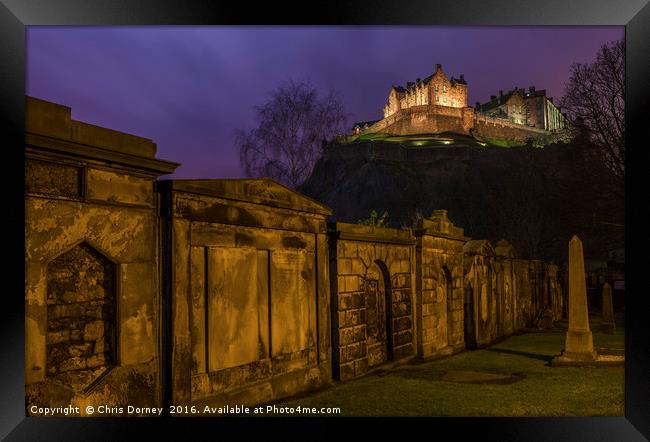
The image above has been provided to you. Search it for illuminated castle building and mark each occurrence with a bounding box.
[354,64,568,141]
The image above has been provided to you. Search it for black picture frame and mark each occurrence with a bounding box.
[1,1,648,440]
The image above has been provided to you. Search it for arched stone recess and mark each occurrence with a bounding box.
[45,241,118,393]
[414,210,468,358]
[495,240,517,336]
[328,223,416,381]
[463,240,498,347]
[364,260,393,368]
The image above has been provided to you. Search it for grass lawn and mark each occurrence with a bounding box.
[272,329,624,417]
[484,137,527,148]
[345,132,484,147]
[343,131,528,149]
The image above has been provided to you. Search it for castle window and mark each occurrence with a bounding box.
[436,96,439,102]
[443,85,447,92]
[434,85,439,92]
[443,96,447,104]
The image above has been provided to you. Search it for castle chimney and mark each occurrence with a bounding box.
[529,86,536,93]
[460,74,465,82]
[475,101,481,109]
[435,63,442,72]
[490,95,497,103]
[499,90,503,99]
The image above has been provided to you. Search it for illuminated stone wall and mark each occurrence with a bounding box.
[414,210,467,358]
[25,96,179,415]
[160,179,332,407]
[383,64,468,118]
[463,240,499,347]
[328,223,415,380]
[494,240,517,337]
[26,97,565,414]
[368,104,548,142]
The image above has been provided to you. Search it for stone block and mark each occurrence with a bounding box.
[354,358,369,376]
[342,309,366,327]
[392,302,408,317]
[94,338,106,354]
[347,342,367,361]
[48,330,70,344]
[342,242,358,258]
[351,258,367,275]
[393,343,413,361]
[394,330,413,347]
[86,353,109,368]
[68,343,93,358]
[394,316,412,332]
[353,325,367,342]
[339,362,355,380]
[343,275,363,293]
[84,320,105,341]
[338,258,352,275]
[339,327,356,346]
[59,357,87,372]
[422,289,436,303]
[339,292,365,310]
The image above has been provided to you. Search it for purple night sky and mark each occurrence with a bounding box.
[27,26,623,179]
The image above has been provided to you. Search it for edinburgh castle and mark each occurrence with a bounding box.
[354,64,568,142]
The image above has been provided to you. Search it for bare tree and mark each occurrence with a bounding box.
[560,39,624,179]
[236,80,349,188]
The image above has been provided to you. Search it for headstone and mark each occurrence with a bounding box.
[602,282,615,333]
[554,236,597,363]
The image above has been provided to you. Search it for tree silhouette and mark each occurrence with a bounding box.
[560,39,624,181]
[236,80,348,188]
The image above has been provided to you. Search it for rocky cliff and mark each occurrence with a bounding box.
[300,139,623,265]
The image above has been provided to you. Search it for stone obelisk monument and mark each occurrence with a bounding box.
[602,282,616,334]
[553,235,597,363]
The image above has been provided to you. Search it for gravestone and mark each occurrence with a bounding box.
[553,236,597,363]
[602,282,615,334]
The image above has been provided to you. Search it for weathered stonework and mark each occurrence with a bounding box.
[494,240,516,337]
[158,179,332,407]
[463,240,499,347]
[26,96,568,413]
[414,210,468,358]
[328,223,416,380]
[45,243,117,393]
[25,96,179,415]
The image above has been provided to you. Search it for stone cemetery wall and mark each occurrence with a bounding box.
[494,240,517,337]
[463,240,500,347]
[25,97,566,411]
[159,179,332,406]
[414,210,468,358]
[327,223,416,381]
[25,97,179,414]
